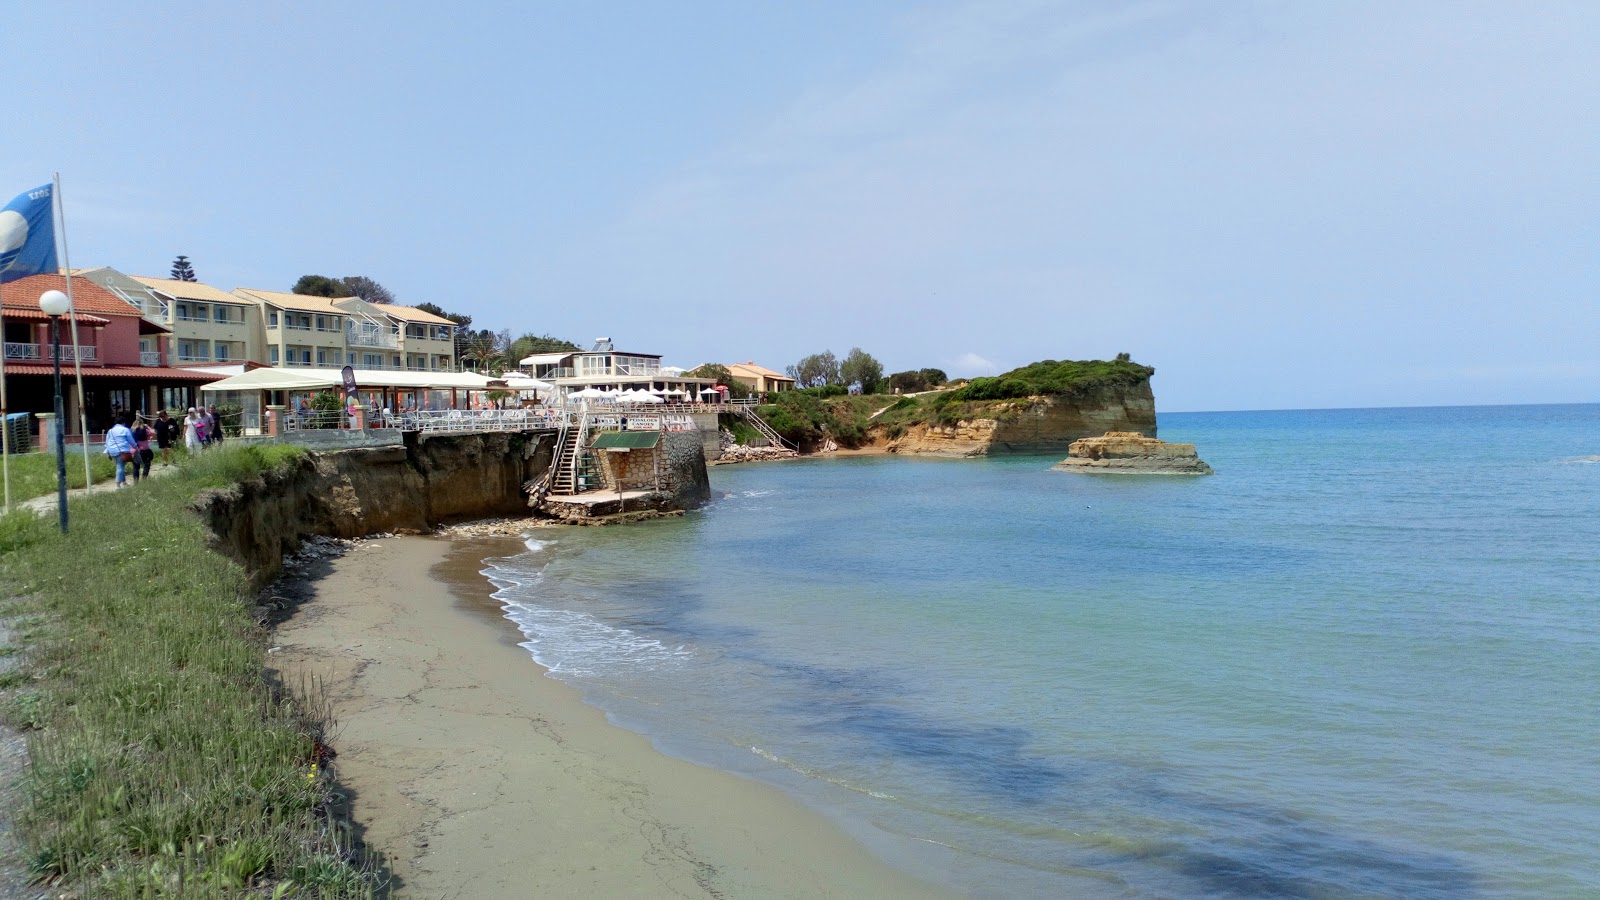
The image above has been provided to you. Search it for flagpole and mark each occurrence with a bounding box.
[53,174,91,489]
[1,302,10,513]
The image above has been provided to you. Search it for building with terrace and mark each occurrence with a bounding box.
[0,273,220,436]
[519,337,715,401]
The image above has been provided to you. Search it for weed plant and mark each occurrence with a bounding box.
[0,444,378,897]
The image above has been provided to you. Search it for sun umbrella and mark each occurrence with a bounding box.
[570,387,609,399]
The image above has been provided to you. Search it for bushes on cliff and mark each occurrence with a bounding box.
[757,391,878,449]
[938,358,1154,404]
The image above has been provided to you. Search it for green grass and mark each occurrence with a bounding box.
[1,452,116,502]
[0,443,379,897]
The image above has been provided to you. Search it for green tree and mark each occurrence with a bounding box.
[686,364,750,399]
[888,370,930,393]
[790,351,840,388]
[839,347,884,394]
[340,275,395,304]
[291,274,349,297]
[918,367,948,386]
[508,333,580,362]
[170,255,196,282]
[309,390,343,428]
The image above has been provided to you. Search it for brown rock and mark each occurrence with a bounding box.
[1052,431,1213,475]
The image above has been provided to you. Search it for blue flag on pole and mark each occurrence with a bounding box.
[0,184,57,284]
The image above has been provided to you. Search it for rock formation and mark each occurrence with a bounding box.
[1052,431,1213,475]
[883,381,1158,457]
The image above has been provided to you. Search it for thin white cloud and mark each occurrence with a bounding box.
[952,352,999,376]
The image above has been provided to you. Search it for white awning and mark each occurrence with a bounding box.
[519,351,575,367]
[202,367,503,392]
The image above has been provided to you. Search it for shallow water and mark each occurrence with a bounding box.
[484,404,1600,897]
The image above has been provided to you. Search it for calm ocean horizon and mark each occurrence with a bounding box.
[483,403,1599,898]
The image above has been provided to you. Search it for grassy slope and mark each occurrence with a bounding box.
[0,444,377,897]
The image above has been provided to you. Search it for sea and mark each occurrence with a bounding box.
[480,403,1599,898]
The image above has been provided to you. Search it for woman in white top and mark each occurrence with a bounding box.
[183,407,205,453]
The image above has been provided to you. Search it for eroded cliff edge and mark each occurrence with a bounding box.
[194,433,553,584]
[881,380,1157,457]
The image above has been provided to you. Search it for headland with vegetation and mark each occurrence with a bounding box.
[723,356,1158,454]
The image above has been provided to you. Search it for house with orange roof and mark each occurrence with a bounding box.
[723,361,796,395]
[1,273,222,438]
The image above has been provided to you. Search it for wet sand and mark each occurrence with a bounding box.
[269,534,945,899]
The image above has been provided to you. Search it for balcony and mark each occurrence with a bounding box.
[140,351,162,366]
[347,327,399,349]
[175,353,212,364]
[4,343,96,362]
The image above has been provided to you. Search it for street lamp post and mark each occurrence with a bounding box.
[39,289,71,534]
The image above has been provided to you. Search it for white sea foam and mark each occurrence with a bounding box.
[523,537,553,551]
[500,600,693,677]
[1557,455,1600,464]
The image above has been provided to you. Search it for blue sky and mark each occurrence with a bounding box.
[3,1,1595,411]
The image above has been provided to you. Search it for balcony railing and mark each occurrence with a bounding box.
[140,351,162,366]
[4,343,96,362]
[347,328,399,348]
[176,353,212,363]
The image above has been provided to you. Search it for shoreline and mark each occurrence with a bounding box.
[269,533,947,898]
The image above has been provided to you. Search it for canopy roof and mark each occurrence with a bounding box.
[591,431,660,450]
[202,366,503,392]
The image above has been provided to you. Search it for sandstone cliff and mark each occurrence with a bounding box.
[881,381,1157,457]
[1052,431,1213,475]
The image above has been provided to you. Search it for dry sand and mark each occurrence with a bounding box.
[270,534,946,899]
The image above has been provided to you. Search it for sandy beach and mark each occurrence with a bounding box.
[269,533,945,899]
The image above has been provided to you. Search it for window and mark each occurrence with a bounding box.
[316,349,328,366]
[432,326,451,341]
[270,346,279,364]
[215,344,231,362]
[347,353,356,366]
[406,324,427,339]
[363,353,383,368]
[268,311,279,328]
[392,355,401,368]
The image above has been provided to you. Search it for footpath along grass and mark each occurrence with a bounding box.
[1,451,116,502]
[0,444,379,896]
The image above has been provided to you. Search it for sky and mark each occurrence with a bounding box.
[3,0,1596,411]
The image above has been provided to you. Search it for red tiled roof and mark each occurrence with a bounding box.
[0,307,110,325]
[0,273,145,318]
[0,364,224,382]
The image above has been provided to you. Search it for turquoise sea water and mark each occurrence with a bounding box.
[482,404,1600,898]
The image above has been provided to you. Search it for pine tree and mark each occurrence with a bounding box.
[170,255,197,282]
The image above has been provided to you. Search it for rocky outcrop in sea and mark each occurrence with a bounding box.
[1052,431,1214,475]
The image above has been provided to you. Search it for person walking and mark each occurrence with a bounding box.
[104,412,138,488]
[183,406,205,454]
[154,409,176,465]
[131,415,154,481]
[206,404,225,445]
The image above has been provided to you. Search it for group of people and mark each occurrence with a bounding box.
[102,405,227,488]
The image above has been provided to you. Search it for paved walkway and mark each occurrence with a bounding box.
[14,460,180,517]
